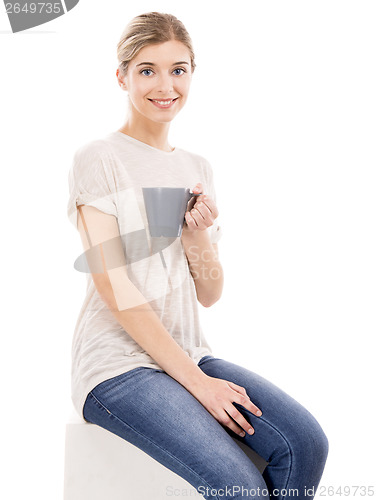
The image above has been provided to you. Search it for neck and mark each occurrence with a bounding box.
[119,107,173,152]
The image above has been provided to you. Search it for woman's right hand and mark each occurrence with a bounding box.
[188,374,263,437]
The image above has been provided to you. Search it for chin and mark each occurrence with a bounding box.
[146,109,181,124]
[151,118,175,125]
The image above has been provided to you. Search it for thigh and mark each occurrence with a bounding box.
[198,356,328,467]
[83,365,268,498]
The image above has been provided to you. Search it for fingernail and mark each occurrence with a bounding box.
[240,431,245,437]
[256,410,262,416]
[248,428,254,435]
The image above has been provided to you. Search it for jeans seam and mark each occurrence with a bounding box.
[254,414,293,492]
[87,391,222,500]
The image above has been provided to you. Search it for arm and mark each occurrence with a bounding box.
[76,204,209,395]
[181,183,224,307]
[181,229,224,307]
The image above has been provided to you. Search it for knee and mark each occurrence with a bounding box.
[312,422,329,464]
[293,414,329,468]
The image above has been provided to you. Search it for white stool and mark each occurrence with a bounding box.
[64,408,268,500]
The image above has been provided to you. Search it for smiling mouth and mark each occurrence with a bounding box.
[147,97,179,106]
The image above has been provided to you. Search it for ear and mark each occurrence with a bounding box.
[116,68,127,90]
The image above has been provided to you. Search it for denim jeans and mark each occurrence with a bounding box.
[83,355,328,499]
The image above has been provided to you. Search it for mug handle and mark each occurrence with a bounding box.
[186,191,201,212]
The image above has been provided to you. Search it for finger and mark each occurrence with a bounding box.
[221,408,253,437]
[194,201,211,220]
[228,383,262,417]
[185,211,197,228]
[194,202,218,225]
[220,409,247,437]
[225,405,255,436]
[190,208,207,229]
[236,394,262,418]
[196,196,217,216]
[192,203,218,231]
[202,197,219,219]
[228,381,248,396]
[227,382,253,403]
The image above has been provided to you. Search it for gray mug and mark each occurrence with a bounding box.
[142,187,201,238]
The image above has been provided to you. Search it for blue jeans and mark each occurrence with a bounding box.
[83,355,328,499]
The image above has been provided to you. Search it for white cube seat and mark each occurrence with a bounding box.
[64,408,267,500]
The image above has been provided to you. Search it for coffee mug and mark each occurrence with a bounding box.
[142,187,201,237]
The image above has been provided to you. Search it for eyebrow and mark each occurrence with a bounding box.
[136,61,189,67]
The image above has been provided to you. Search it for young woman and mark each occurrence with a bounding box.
[67,12,328,500]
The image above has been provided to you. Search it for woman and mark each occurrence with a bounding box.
[67,11,328,499]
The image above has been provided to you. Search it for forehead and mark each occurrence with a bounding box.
[131,40,190,66]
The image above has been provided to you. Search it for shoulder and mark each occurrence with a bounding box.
[73,138,113,163]
[71,138,118,181]
[177,148,213,173]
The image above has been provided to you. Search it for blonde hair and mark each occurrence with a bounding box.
[117,12,196,76]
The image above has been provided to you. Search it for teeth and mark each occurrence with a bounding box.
[152,99,175,105]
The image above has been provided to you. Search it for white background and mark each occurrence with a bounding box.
[1,0,375,498]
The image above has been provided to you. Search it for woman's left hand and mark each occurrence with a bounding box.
[184,182,219,233]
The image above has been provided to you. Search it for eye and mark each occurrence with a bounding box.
[140,68,154,76]
[173,67,186,76]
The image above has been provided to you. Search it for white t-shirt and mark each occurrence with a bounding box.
[67,131,223,419]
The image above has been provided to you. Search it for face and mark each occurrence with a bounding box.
[117,40,193,123]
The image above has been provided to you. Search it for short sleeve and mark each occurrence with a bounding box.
[204,159,223,244]
[67,141,118,230]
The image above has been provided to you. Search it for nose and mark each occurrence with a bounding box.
[156,72,175,94]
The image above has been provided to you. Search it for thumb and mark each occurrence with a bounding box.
[193,182,203,193]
